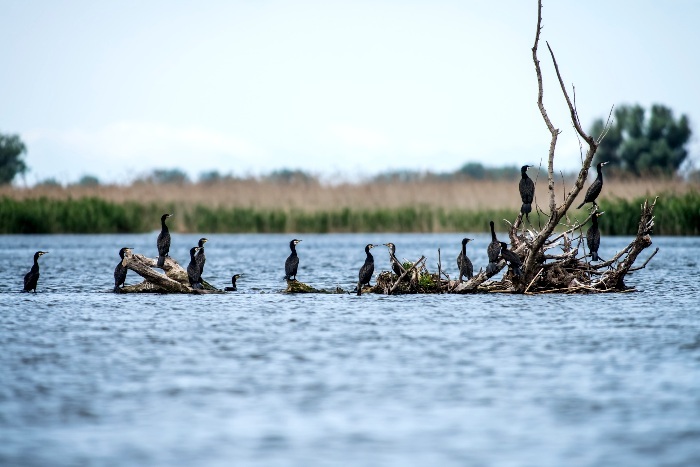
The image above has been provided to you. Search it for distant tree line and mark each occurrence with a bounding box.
[0,104,696,186]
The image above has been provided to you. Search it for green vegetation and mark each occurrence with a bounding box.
[590,104,691,176]
[1,193,698,235]
[0,132,28,184]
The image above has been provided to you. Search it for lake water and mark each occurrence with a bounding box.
[1,233,699,466]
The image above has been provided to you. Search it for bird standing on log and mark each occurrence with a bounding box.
[285,239,302,281]
[187,246,203,289]
[357,244,375,296]
[499,242,523,277]
[577,161,609,209]
[486,221,501,275]
[519,165,535,221]
[457,238,474,281]
[196,238,208,275]
[23,251,48,292]
[225,274,242,292]
[156,213,173,268]
[383,242,405,277]
[587,211,604,262]
[114,247,132,292]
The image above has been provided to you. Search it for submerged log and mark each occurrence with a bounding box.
[119,251,221,294]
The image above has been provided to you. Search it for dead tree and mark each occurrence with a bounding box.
[449,0,657,294]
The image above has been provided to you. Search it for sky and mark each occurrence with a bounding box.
[2,0,699,184]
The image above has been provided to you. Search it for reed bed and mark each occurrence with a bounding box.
[1,190,698,235]
[1,178,691,211]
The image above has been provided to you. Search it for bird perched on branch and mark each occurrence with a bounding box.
[114,247,132,292]
[499,242,523,277]
[23,251,48,292]
[225,274,242,291]
[285,239,302,281]
[156,213,173,268]
[196,238,208,275]
[457,238,474,281]
[519,165,535,221]
[577,161,609,209]
[383,242,405,277]
[357,244,375,296]
[587,211,604,262]
[486,221,501,275]
[187,246,203,289]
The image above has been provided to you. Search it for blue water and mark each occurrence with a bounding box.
[1,233,699,466]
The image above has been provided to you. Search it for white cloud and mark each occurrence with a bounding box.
[329,124,389,150]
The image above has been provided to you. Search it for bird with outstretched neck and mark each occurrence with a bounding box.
[156,213,173,268]
[587,211,604,262]
[114,247,132,292]
[519,165,535,221]
[383,243,405,277]
[23,251,48,292]
[187,246,203,289]
[357,244,375,296]
[577,161,609,209]
[486,221,501,275]
[225,274,242,292]
[499,242,523,277]
[196,238,208,275]
[457,238,474,281]
[285,239,302,281]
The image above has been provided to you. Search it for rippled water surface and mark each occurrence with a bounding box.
[1,233,699,466]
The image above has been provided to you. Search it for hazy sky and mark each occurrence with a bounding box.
[2,0,698,184]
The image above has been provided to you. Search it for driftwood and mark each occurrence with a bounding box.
[119,251,221,294]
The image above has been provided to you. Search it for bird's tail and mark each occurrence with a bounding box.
[521,203,532,216]
[356,282,362,296]
[514,266,523,277]
[576,201,585,209]
[157,255,165,268]
[591,252,599,262]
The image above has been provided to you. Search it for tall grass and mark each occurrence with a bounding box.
[2,193,698,234]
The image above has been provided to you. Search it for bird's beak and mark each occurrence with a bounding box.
[601,161,609,166]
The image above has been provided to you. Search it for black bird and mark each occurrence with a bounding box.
[284,239,302,281]
[224,274,242,292]
[114,247,133,292]
[187,246,203,289]
[577,161,609,209]
[499,242,523,277]
[519,165,535,221]
[383,242,406,277]
[196,237,208,275]
[587,211,604,262]
[156,213,173,268]
[457,238,474,281]
[486,221,501,275]
[357,244,375,296]
[23,251,48,292]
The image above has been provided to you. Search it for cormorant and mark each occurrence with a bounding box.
[156,213,173,268]
[577,161,609,209]
[196,237,208,275]
[187,246,203,289]
[23,251,48,292]
[114,247,132,292]
[224,274,242,292]
[486,221,501,275]
[383,243,405,277]
[457,238,474,281]
[587,211,604,262]
[519,165,535,221]
[499,242,523,277]
[284,239,302,281]
[357,244,375,296]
